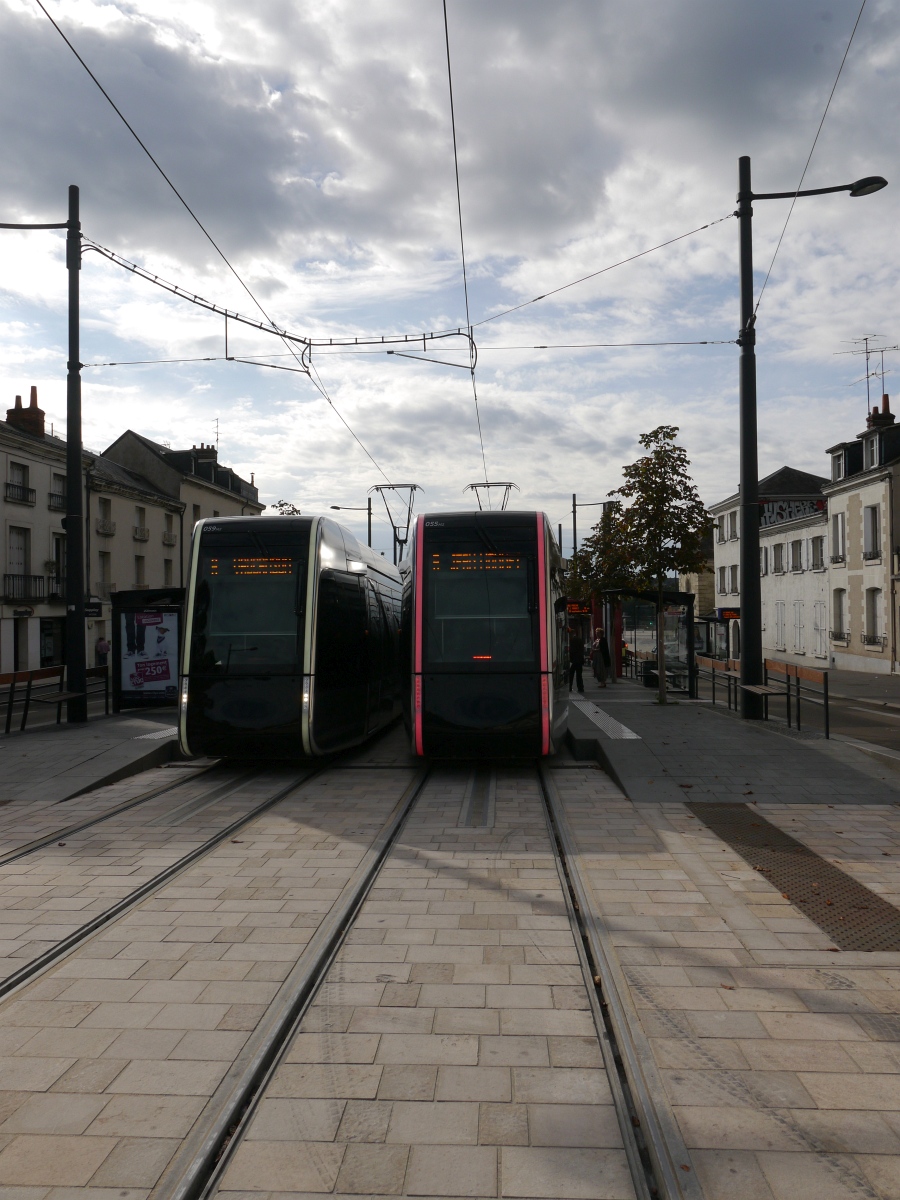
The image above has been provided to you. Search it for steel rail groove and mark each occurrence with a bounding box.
[0,766,319,1003]
[539,763,702,1200]
[151,765,431,1200]
[0,760,223,869]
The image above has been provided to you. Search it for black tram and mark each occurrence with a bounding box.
[179,515,402,758]
[401,511,568,758]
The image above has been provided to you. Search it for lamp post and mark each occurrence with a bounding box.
[329,498,372,547]
[1,185,86,721]
[736,156,887,719]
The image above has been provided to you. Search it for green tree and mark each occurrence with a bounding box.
[273,500,302,515]
[569,500,638,599]
[611,425,712,703]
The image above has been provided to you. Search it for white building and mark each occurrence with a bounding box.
[710,466,829,666]
[824,395,899,674]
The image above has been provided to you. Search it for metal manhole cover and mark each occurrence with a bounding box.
[687,802,900,952]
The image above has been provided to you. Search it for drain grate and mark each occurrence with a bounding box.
[687,802,900,952]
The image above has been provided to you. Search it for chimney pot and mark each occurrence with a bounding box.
[884,394,891,414]
[7,385,45,437]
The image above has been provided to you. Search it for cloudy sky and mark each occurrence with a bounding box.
[0,0,897,556]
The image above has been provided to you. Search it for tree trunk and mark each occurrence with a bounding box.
[657,576,667,705]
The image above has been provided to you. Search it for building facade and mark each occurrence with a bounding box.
[2,390,264,674]
[710,466,829,666]
[823,395,900,674]
[102,432,263,584]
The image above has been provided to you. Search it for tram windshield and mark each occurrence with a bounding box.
[424,526,538,667]
[190,529,308,675]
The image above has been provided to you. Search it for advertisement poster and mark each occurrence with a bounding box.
[120,610,179,702]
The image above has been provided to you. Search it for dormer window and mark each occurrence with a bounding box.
[865,437,879,470]
[832,451,844,481]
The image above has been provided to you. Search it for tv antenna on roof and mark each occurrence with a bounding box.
[835,335,888,414]
[464,482,519,511]
[370,484,421,565]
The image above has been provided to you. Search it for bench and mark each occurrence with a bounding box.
[0,665,108,733]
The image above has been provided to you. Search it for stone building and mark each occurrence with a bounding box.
[1,389,263,673]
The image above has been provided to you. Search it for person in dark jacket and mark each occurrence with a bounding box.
[568,628,585,694]
[592,628,611,686]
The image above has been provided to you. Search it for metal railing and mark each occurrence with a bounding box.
[861,632,888,645]
[132,526,150,541]
[5,483,35,505]
[95,519,116,537]
[863,549,881,560]
[830,553,846,563]
[94,580,114,600]
[162,531,177,546]
[829,630,850,643]
[47,576,65,599]
[47,492,66,511]
[3,575,45,601]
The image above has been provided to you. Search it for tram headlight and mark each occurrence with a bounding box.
[179,678,189,719]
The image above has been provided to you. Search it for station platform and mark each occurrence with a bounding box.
[0,708,178,804]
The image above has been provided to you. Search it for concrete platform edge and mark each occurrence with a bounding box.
[65,736,178,799]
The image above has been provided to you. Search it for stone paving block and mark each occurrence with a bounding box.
[755,1149,873,1200]
[404,1144,497,1197]
[376,1066,437,1101]
[386,1101,478,1145]
[0,1135,117,1187]
[0,1059,74,1092]
[528,1102,623,1148]
[512,1067,613,1105]
[436,1066,511,1102]
[220,1139,344,1192]
[87,1135,179,1188]
[334,1142,409,1194]
[246,1097,346,1142]
[375,1035,477,1065]
[267,1064,383,1100]
[499,1145,635,1199]
[84,1094,205,1138]
[335,1099,392,1143]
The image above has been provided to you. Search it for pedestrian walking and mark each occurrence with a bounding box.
[568,627,585,694]
[95,636,110,667]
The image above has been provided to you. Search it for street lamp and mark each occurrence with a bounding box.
[330,498,372,547]
[1,186,86,721]
[736,156,887,719]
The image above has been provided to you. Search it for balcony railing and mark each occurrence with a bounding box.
[162,531,177,546]
[830,553,846,563]
[133,582,150,590]
[829,630,850,643]
[95,519,116,537]
[4,574,45,601]
[132,526,150,542]
[94,581,115,600]
[5,483,36,505]
[863,549,881,561]
[47,576,65,599]
[861,633,887,646]
[47,492,66,512]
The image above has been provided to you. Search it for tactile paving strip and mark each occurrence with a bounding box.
[572,700,641,739]
[687,801,900,952]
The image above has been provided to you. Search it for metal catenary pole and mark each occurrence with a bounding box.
[736,157,763,719]
[65,185,87,721]
[367,496,372,548]
[572,493,577,558]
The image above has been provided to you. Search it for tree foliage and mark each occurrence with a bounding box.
[273,500,302,515]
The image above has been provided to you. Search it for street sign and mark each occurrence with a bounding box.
[84,602,102,618]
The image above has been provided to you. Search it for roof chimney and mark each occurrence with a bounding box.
[6,386,45,437]
[867,394,895,429]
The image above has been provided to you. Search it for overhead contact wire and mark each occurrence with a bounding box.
[754,0,868,314]
[35,0,388,478]
[442,0,488,488]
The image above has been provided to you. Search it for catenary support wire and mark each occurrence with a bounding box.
[754,0,868,313]
[442,0,489,488]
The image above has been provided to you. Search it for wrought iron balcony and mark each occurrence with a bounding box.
[861,632,887,646]
[829,630,850,643]
[162,531,177,546]
[47,492,66,512]
[47,575,65,599]
[4,574,45,601]
[830,553,846,563]
[5,483,36,505]
[863,549,882,561]
[95,519,116,537]
[132,526,150,542]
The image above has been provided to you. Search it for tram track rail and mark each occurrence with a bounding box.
[539,762,699,1200]
[0,764,319,1003]
[0,759,223,869]
[152,764,431,1200]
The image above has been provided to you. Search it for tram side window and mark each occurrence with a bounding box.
[191,551,303,674]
